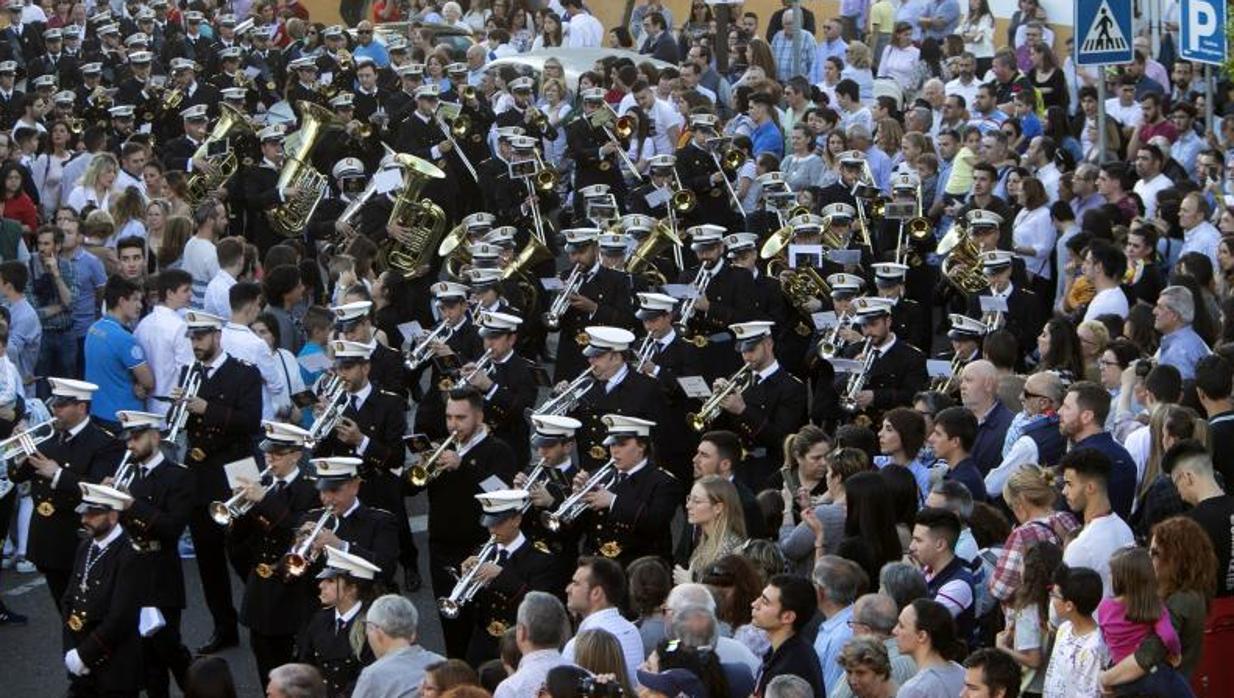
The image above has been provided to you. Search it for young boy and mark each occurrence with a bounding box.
[295,305,334,429]
[1043,564,1109,698]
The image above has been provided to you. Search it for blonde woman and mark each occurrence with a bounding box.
[1133,405,1208,535]
[108,185,146,246]
[571,629,636,697]
[538,77,572,167]
[674,476,747,584]
[66,152,118,213]
[842,42,875,102]
[1077,319,1109,382]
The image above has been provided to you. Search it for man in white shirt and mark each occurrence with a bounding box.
[619,80,683,156]
[494,592,570,698]
[1178,192,1221,261]
[220,281,284,420]
[134,269,194,418]
[1082,239,1130,323]
[944,53,981,109]
[202,237,245,321]
[183,197,224,309]
[1104,80,1143,134]
[1132,143,1173,219]
[1060,448,1134,597]
[1027,136,1061,203]
[562,557,644,687]
[562,0,603,48]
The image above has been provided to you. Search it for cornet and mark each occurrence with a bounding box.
[532,369,594,418]
[406,431,460,487]
[438,536,497,618]
[542,264,584,331]
[406,318,455,371]
[542,459,616,532]
[209,466,274,525]
[284,508,339,577]
[0,419,59,461]
[687,364,754,432]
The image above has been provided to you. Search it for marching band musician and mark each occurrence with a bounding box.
[465,264,519,317]
[810,273,867,365]
[61,484,144,698]
[392,83,462,223]
[579,184,620,229]
[622,213,683,286]
[452,64,497,171]
[299,545,380,698]
[8,378,124,611]
[407,386,517,659]
[491,135,560,230]
[285,57,329,119]
[229,124,295,256]
[712,321,809,490]
[332,300,412,401]
[814,296,929,428]
[410,282,483,440]
[674,225,757,382]
[462,489,557,665]
[567,88,628,218]
[113,410,194,698]
[114,49,155,110]
[107,105,139,153]
[167,57,220,126]
[726,232,792,368]
[871,262,932,353]
[965,248,1043,360]
[476,127,523,212]
[298,457,399,587]
[633,292,702,485]
[959,209,1030,289]
[627,154,676,220]
[575,414,681,567]
[747,171,792,236]
[550,229,636,383]
[515,414,584,583]
[178,310,263,655]
[161,104,210,173]
[597,232,647,295]
[460,310,538,469]
[227,422,320,686]
[495,77,558,143]
[940,315,987,388]
[816,150,865,210]
[385,62,426,132]
[242,27,283,109]
[674,113,743,231]
[308,158,367,252]
[566,326,664,474]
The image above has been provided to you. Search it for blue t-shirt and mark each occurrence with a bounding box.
[68,248,107,338]
[84,316,146,420]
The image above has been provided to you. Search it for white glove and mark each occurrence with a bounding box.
[65,649,90,676]
[139,607,166,638]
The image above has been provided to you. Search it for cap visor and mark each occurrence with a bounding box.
[736,338,763,352]
[478,326,512,338]
[480,510,518,528]
[48,395,81,407]
[315,567,344,580]
[581,344,609,358]
[530,433,567,448]
[315,477,349,491]
[947,330,980,341]
[259,438,303,453]
[635,308,668,321]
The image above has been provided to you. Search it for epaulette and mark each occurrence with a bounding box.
[369,506,394,515]
[237,358,254,366]
[379,389,401,399]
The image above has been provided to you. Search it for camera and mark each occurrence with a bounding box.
[576,676,625,697]
[1134,359,1155,379]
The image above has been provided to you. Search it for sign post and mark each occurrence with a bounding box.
[1179,0,1228,134]
[1074,0,1133,164]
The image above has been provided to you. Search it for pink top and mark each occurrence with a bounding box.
[1097,597,1182,664]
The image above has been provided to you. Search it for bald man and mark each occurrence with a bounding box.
[982,371,1066,499]
[957,360,1014,475]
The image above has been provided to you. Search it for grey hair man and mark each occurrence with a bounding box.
[354,595,445,698]
[828,594,919,698]
[670,604,756,697]
[665,583,761,675]
[495,592,571,698]
[1154,284,1210,380]
[925,480,978,562]
[266,663,326,698]
[812,556,869,691]
[984,370,1065,499]
[877,562,927,610]
[765,674,814,698]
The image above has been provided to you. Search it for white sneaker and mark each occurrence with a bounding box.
[14,558,35,574]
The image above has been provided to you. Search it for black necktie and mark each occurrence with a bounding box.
[497,549,509,564]
[350,394,360,412]
[271,480,286,494]
[616,472,629,486]
[335,618,346,635]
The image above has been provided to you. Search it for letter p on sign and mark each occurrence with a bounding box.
[1187,0,1216,52]
[1181,0,1226,64]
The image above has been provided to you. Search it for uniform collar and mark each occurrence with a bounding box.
[335,600,363,624]
[500,532,526,556]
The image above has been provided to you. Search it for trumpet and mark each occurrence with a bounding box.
[542,459,616,532]
[306,374,349,446]
[675,265,712,340]
[438,536,497,618]
[440,348,493,391]
[519,457,551,514]
[533,369,594,418]
[633,333,657,373]
[687,364,755,432]
[839,338,877,413]
[284,508,339,577]
[0,419,58,462]
[542,263,584,331]
[166,362,203,443]
[209,466,274,525]
[406,431,460,487]
[406,319,455,371]
[111,450,137,492]
[816,312,853,359]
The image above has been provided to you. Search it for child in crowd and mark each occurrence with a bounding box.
[998,540,1061,697]
[1043,564,1108,698]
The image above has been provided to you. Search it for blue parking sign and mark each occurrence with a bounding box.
[1180,0,1227,65]
[1074,0,1133,66]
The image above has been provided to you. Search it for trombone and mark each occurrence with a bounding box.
[542,458,616,531]
[668,167,696,214]
[435,105,479,182]
[687,364,754,432]
[209,466,274,525]
[588,105,643,182]
[438,536,497,618]
[406,431,460,487]
[284,508,339,577]
[703,137,745,216]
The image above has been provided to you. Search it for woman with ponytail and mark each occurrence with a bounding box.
[989,465,1080,605]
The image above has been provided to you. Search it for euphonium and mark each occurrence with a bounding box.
[186,103,254,207]
[437,220,473,281]
[939,221,988,294]
[283,509,338,577]
[406,431,460,487]
[688,365,755,432]
[438,536,497,618]
[542,459,617,531]
[267,101,341,236]
[377,154,448,279]
[626,219,682,287]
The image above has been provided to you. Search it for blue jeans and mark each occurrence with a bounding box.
[35,328,79,399]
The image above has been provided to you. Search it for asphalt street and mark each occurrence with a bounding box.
[0,493,446,697]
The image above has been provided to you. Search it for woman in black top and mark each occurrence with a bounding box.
[1029,43,1068,111]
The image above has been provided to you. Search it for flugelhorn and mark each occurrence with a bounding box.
[406,431,460,487]
[542,459,616,532]
[438,536,497,618]
[209,466,274,525]
[687,364,755,432]
[284,508,339,577]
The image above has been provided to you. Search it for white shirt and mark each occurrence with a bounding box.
[1037,162,1061,203]
[1084,286,1129,323]
[985,433,1040,498]
[562,607,643,687]
[495,649,568,698]
[1124,424,1151,492]
[1181,221,1221,261]
[618,95,683,157]
[221,321,285,420]
[182,236,219,309]
[945,76,980,107]
[1012,206,1053,280]
[564,10,603,48]
[203,269,236,320]
[1062,513,1135,597]
[1104,98,1143,129]
[1133,173,1173,219]
[133,305,193,418]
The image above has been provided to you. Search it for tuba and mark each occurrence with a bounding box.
[376,154,448,279]
[938,220,988,294]
[186,103,254,207]
[267,101,341,236]
[501,236,554,310]
[626,219,682,287]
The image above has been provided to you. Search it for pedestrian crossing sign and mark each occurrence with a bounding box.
[1075,0,1134,65]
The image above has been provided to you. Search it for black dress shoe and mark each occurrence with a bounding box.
[0,605,27,625]
[195,629,239,654]
[403,568,422,593]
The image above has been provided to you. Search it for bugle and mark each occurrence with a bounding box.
[687,364,755,432]
[542,459,616,532]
